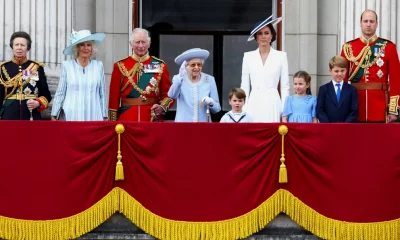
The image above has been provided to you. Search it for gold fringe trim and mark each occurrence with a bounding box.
[0,188,119,240]
[1,188,400,240]
[119,188,281,240]
[280,189,400,240]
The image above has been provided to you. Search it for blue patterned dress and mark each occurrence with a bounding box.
[51,59,108,121]
[282,95,317,123]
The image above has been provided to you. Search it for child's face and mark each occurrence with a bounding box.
[293,77,309,95]
[229,95,245,112]
[329,66,347,83]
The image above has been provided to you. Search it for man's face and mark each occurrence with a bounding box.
[130,32,150,57]
[360,11,378,38]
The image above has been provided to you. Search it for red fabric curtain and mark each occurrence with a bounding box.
[0,121,399,233]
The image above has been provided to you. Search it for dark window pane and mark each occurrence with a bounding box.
[222,35,256,111]
[142,0,273,31]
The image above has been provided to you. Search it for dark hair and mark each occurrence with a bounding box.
[255,24,277,43]
[229,88,246,100]
[293,71,312,95]
[360,9,378,22]
[10,31,32,50]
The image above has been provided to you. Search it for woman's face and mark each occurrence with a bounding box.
[255,25,273,47]
[77,41,93,58]
[12,37,29,58]
[187,58,203,78]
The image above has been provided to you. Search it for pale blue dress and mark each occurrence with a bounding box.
[282,95,317,123]
[51,59,108,121]
[168,72,221,122]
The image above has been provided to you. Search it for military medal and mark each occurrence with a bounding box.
[376,58,384,68]
[377,70,384,78]
[374,48,379,57]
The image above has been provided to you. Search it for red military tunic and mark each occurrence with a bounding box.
[108,53,174,122]
[341,35,400,122]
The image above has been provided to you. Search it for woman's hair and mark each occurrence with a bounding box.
[72,41,98,59]
[255,24,277,43]
[9,31,32,50]
[293,70,312,95]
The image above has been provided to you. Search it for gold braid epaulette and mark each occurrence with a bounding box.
[29,60,45,67]
[117,61,142,92]
[0,63,40,99]
[343,43,370,81]
[343,41,388,81]
[151,56,165,63]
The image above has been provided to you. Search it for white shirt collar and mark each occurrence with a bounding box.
[331,80,344,88]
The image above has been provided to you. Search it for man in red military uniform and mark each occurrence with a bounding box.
[341,9,400,123]
[109,28,174,121]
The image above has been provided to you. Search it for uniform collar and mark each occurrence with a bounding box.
[360,34,378,45]
[12,56,28,65]
[131,52,150,62]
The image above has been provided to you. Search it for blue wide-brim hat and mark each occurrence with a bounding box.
[63,29,106,55]
[175,48,210,65]
[247,15,283,41]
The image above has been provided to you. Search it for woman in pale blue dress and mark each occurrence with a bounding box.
[168,48,221,122]
[51,30,107,121]
[282,71,317,123]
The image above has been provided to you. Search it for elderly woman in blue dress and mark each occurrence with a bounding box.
[51,30,108,121]
[168,48,221,122]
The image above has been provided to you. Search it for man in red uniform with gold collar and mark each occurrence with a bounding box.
[341,9,400,123]
[108,28,174,121]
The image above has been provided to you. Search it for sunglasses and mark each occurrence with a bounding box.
[188,63,203,67]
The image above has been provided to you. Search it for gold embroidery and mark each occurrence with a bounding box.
[160,97,173,112]
[343,40,387,82]
[117,61,162,95]
[388,96,399,115]
[109,109,118,121]
[38,96,49,109]
[0,63,40,99]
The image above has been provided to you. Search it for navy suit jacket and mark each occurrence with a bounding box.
[316,81,358,123]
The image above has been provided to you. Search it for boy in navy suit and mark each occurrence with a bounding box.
[317,56,358,122]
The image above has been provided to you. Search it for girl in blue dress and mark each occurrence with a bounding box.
[282,71,317,123]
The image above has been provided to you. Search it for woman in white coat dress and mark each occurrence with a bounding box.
[240,16,290,122]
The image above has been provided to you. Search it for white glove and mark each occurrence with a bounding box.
[202,97,215,106]
[177,61,187,81]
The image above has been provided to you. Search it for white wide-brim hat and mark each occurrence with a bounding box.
[175,48,210,65]
[247,15,283,41]
[63,29,105,55]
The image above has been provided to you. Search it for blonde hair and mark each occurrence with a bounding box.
[72,41,98,59]
[329,56,347,70]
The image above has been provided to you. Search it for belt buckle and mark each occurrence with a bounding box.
[16,93,25,100]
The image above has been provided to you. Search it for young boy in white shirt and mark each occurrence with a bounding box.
[220,88,253,123]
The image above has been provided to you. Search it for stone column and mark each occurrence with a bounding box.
[95,0,131,98]
[339,0,400,57]
[284,0,318,95]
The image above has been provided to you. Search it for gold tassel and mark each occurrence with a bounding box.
[115,160,124,181]
[278,125,288,183]
[115,124,125,181]
[279,162,287,183]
